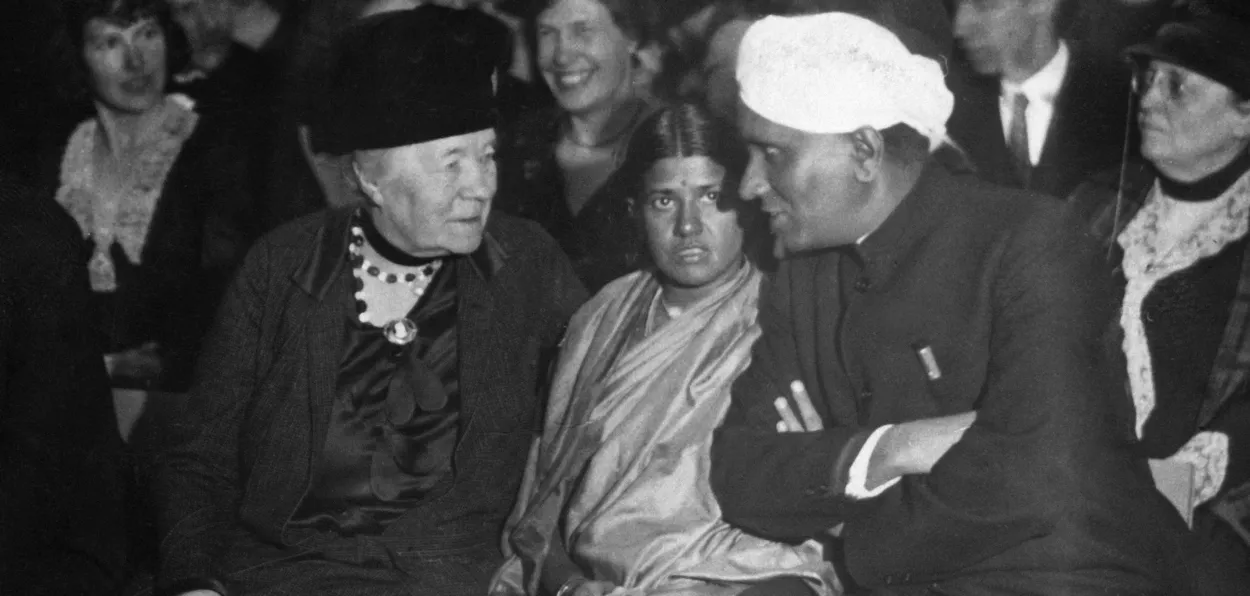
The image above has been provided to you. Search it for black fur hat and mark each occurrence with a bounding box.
[1125,0,1250,98]
[311,5,508,154]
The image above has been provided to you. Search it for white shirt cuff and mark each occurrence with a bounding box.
[846,424,900,499]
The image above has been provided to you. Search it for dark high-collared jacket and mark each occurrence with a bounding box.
[151,207,586,594]
[710,165,1196,595]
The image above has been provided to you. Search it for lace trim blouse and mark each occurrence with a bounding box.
[1118,170,1250,505]
[55,94,199,292]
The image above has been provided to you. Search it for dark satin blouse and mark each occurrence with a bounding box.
[291,262,460,535]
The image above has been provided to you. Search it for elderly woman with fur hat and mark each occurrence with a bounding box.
[150,6,587,596]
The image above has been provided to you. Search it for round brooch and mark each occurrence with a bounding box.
[383,318,418,345]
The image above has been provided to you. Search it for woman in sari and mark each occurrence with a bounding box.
[491,103,837,596]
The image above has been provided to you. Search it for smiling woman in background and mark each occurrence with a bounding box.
[492,103,834,596]
[51,0,255,392]
[498,0,663,292]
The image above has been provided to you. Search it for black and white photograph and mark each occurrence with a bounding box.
[2,1,1249,595]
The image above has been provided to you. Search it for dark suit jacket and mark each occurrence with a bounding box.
[0,172,130,595]
[151,208,587,594]
[948,44,1134,200]
[710,165,1193,595]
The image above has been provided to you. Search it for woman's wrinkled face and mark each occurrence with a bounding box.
[357,129,498,258]
[1137,60,1250,178]
[536,0,636,116]
[641,156,744,295]
[83,17,167,114]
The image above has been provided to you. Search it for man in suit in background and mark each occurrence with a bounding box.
[948,0,1134,199]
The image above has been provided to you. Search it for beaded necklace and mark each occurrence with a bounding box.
[347,216,443,345]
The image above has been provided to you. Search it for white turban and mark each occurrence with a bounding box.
[736,12,954,150]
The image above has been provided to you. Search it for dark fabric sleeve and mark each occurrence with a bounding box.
[842,214,1138,583]
[197,123,261,278]
[541,245,589,349]
[710,263,872,541]
[155,122,262,390]
[534,231,588,407]
[0,208,129,596]
[151,238,272,593]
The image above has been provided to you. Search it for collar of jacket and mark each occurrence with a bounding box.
[291,207,507,300]
[846,162,952,279]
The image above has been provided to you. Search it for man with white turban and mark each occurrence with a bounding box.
[709,11,1198,595]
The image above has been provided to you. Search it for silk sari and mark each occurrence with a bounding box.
[491,264,837,596]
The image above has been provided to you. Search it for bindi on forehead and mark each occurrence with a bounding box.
[645,157,726,190]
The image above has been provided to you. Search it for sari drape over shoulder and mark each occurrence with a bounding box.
[491,264,837,596]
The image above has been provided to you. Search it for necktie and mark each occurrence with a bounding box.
[1008,91,1031,187]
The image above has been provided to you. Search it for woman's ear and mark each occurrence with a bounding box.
[352,156,385,208]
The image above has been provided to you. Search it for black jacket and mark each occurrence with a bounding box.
[43,111,260,391]
[0,171,130,595]
[711,165,1194,595]
[151,208,587,595]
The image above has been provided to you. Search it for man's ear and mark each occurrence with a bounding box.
[849,127,885,183]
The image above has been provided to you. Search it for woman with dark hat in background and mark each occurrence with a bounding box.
[150,6,586,596]
[1068,1,1250,591]
[50,0,257,394]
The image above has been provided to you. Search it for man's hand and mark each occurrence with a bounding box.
[866,411,977,491]
[774,381,823,432]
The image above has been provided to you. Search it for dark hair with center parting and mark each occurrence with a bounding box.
[65,0,168,51]
[59,0,190,103]
[618,102,774,269]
